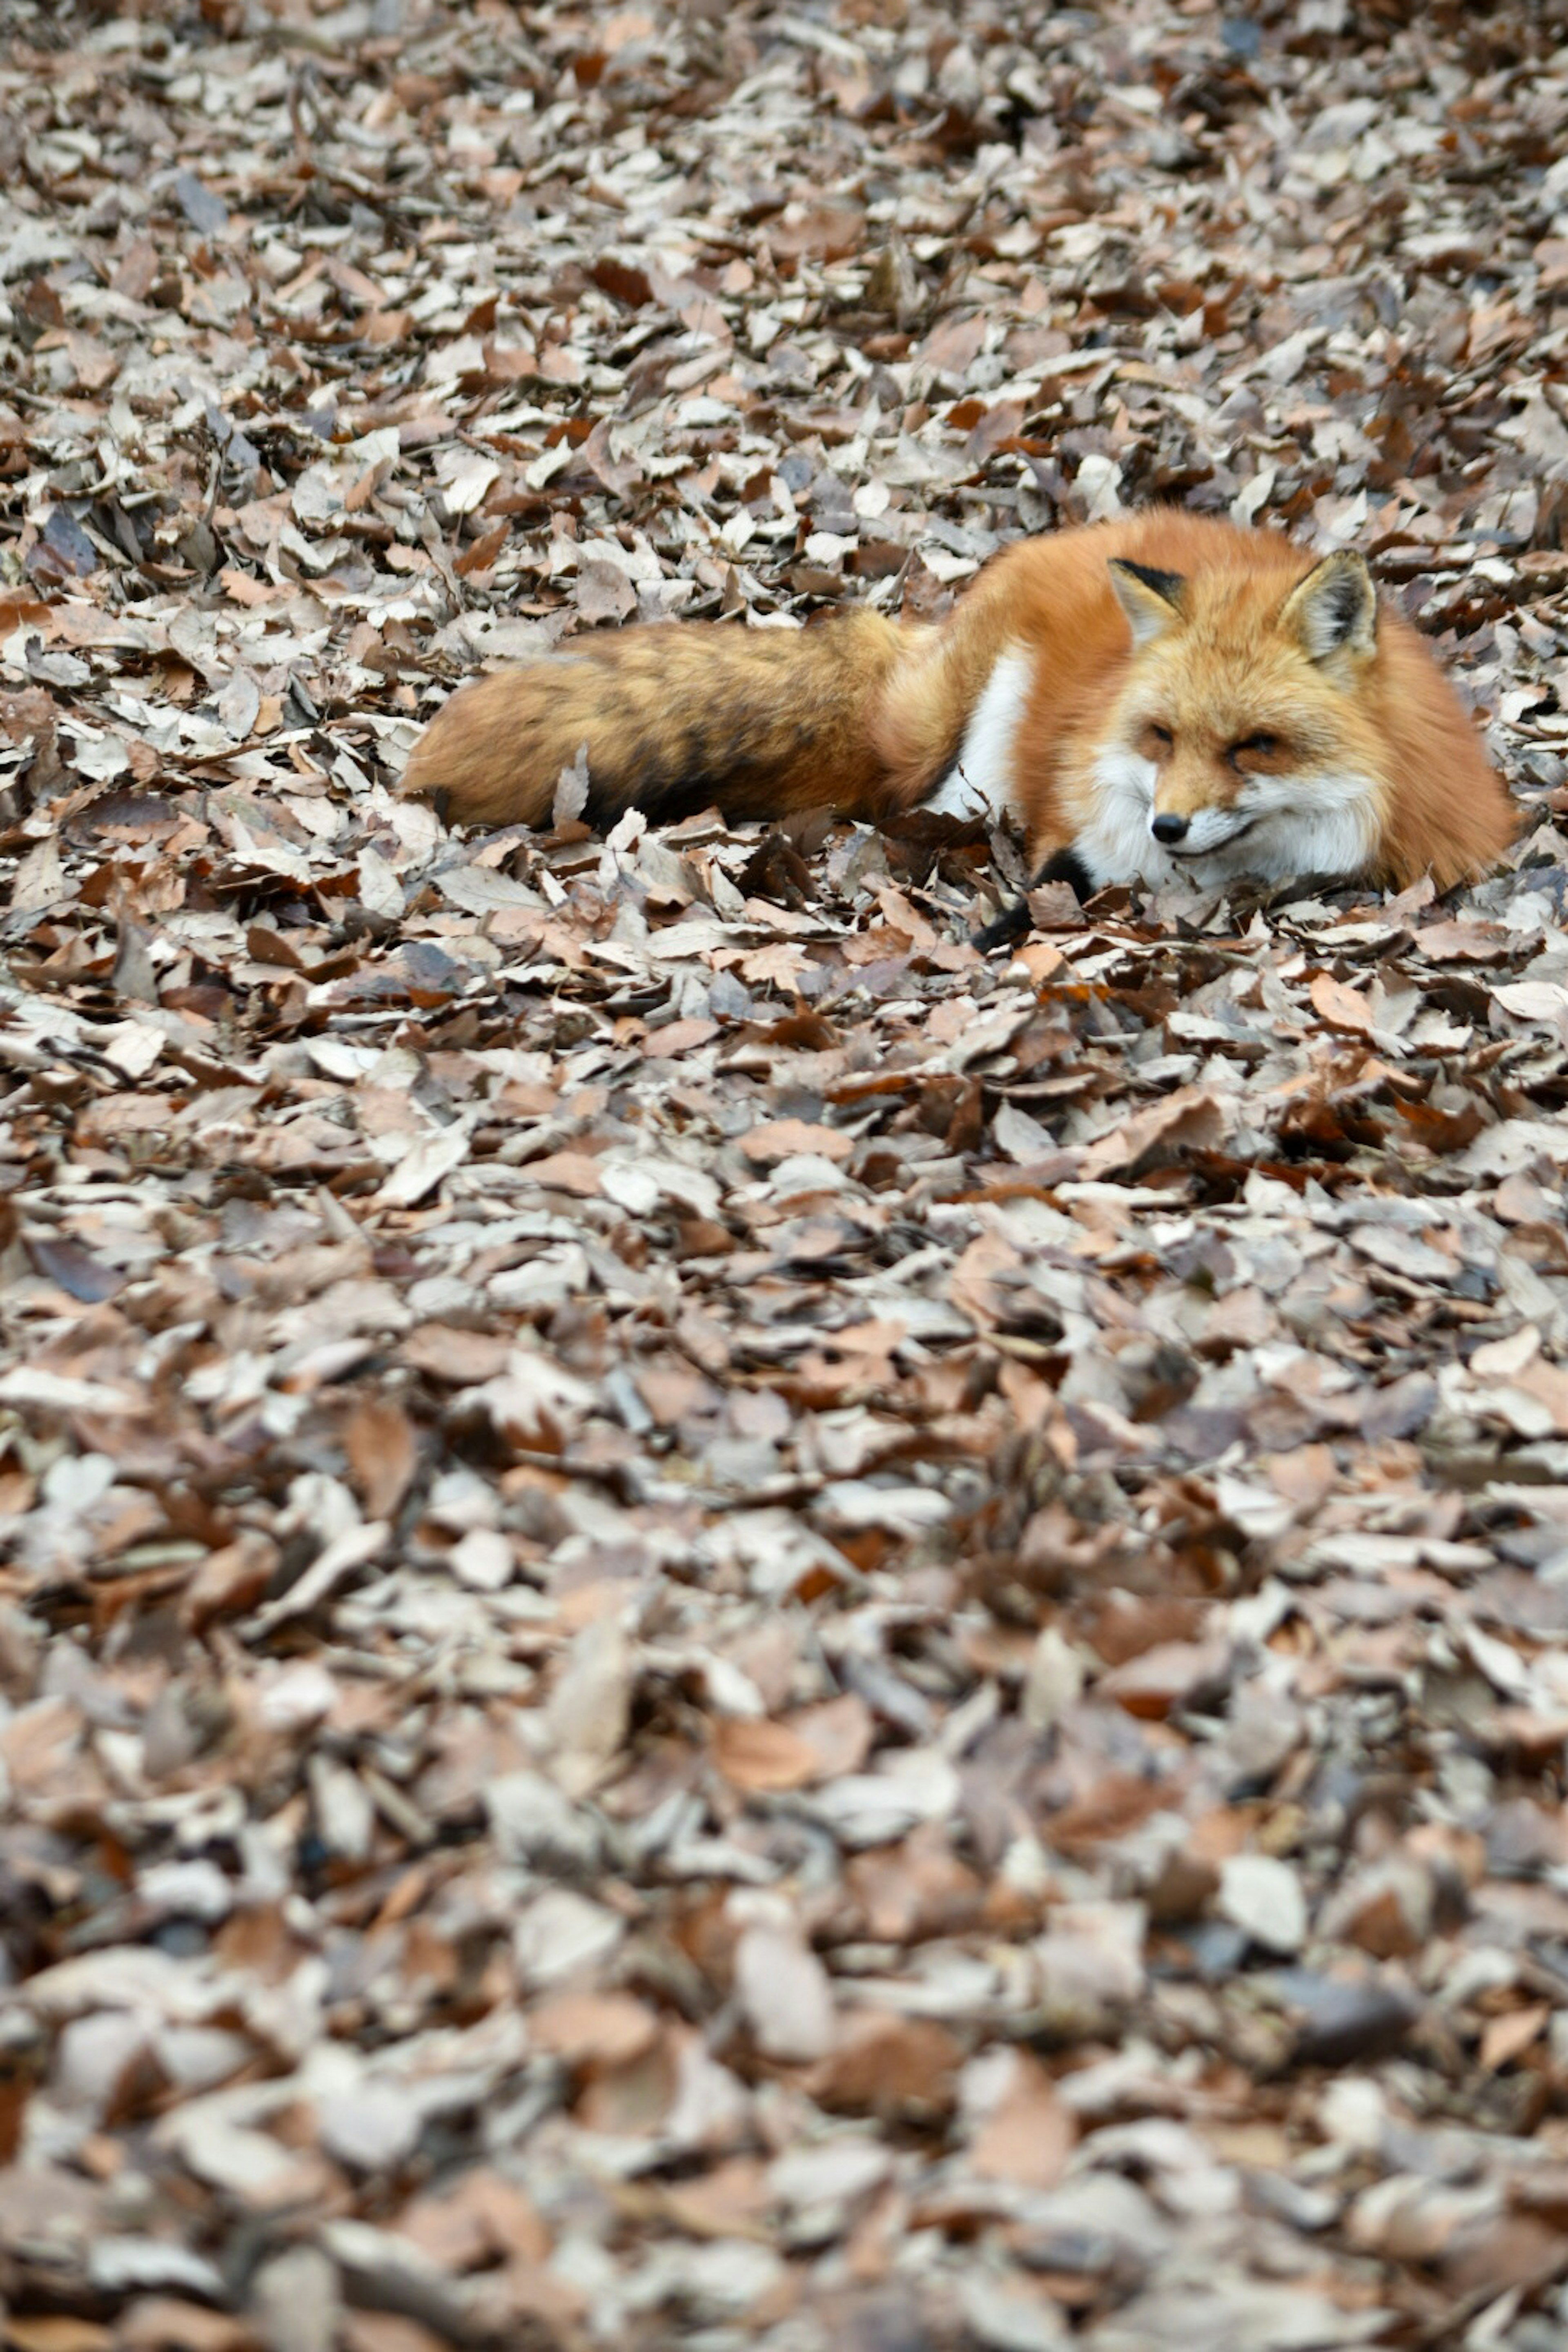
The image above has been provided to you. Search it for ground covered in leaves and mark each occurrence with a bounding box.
[11,0,1568,2347]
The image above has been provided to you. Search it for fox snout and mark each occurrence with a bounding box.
[1147,757,1246,854]
[1146,781,1250,858]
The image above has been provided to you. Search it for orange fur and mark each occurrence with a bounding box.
[401,608,913,830]
[403,514,1515,895]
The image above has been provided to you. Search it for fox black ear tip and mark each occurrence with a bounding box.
[1108,558,1187,605]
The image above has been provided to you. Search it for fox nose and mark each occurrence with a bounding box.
[1151,813,1189,845]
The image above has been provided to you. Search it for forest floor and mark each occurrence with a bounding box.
[6,1,1568,2347]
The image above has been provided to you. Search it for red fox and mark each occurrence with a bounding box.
[402,512,1515,902]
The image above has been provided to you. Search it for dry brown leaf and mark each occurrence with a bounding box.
[969,2054,1076,2190]
[343,1396,420,1520]
[1479,2003,1550,2072]
[529,1991,661,2069]
[739,1120,854,1165]
[1080,1087,1230,1177]
[711,1715,822,1792]
[398,2170,551,2269]
[807,2013,962,2121]
[523,1152,605,1196]
[3,2323,115,2352]
[1309,971,1377,1036]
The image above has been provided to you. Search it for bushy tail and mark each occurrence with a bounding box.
[401,608,924,831]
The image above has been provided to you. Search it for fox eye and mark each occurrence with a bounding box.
[1149,723,1174,747]
[1232,731,1279,758]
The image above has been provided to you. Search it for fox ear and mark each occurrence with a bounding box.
[1108,559,1186,649]
[1282,549,1377,668]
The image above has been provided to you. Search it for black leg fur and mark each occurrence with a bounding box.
[972,848,1093,951]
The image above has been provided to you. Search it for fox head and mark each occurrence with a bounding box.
[1094,550,1386,881]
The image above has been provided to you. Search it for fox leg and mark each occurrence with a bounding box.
[971,847,1094,951]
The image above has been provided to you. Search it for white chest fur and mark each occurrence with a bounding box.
[922,647,1032,824]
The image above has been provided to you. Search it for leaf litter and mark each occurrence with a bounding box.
[6,1,1568,2348]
